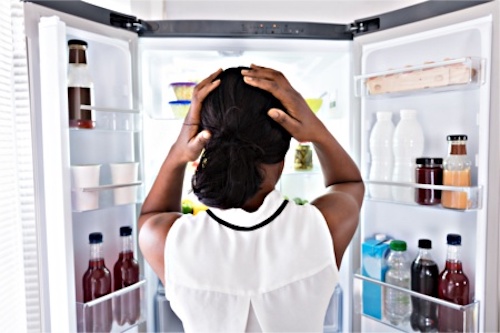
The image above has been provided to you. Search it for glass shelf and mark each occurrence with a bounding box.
[354,57,484,98]
[71,182,142,212]
[68,105,141,132]
[365,180,482,210]
[74,181,142,192]
[76,279,146,333]
[353,273,479,332]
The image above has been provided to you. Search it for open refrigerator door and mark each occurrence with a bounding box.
[351,2,498,332]
[24,2,146,332]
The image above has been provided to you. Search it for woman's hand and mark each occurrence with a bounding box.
[171,68,222,163]
[241,64,326,143]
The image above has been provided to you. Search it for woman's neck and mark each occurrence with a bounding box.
[241,161,284,212]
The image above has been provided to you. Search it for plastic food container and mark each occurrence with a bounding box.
[170,82,196,100]
[169,100,191,119]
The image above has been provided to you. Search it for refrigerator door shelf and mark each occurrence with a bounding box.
[353,273,479,332]
[71,106,141,132]
[354,57,484,98]
[75,181,142,192]
[365,181,482,210]
[76,279,146,333]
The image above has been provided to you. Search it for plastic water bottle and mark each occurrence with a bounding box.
[384,240,412,326]
[392,109,424,202]
[369,111,395,200]
[324,283,343,333]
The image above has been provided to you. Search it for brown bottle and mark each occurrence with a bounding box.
[67,39,95,129]
[82,232,113,332]
[113,226,140,325]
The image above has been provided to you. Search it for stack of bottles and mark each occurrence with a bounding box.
[362,233,471,331]
[369,110,473,209]
[83,226,141,332]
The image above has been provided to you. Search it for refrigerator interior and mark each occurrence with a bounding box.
[355,14,492,332]
[138,37,356,331]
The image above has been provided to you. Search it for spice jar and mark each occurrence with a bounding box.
[415,157,443,205]
[442,134,471,209]
[294,143,313,171]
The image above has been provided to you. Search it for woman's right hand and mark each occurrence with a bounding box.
[241,64,327,143]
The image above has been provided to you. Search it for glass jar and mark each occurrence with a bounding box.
[441,135,471,209]
[415,157,443,205]
[294,143,313,171]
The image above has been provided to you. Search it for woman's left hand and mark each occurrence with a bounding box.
[172,68,222,163]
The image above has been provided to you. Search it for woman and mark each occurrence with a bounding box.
[139,65,364,332]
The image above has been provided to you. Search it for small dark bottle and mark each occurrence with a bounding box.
[415,158,443,205]
[411,239,439,332]
[113,226,140,325]
[82,232,112,332]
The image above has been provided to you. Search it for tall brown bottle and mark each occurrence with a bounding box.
[438,234,470,332]
[67,39,95,129]
[113,226,140,325]
[82,232,113,332]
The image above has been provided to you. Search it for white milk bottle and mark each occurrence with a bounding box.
[392,109,424,203]
[369,111,394,200]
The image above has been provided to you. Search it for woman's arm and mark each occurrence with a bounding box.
[241,65,364,268]
[138,69,221,284]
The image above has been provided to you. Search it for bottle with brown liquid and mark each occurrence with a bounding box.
[113,226,140,325]
[67,39,95,129]
[438,234,470,332]
[82,232,113,332]
[442,135,471,209]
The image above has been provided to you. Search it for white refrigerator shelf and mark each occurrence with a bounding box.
[76,279,146,333]
[354,57,485,98]
[365,180,482,210]
[353,273,479,332]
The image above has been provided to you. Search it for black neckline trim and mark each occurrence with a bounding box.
[206,200,289,232]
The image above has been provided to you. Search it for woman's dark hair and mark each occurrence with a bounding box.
[192,67,291,209]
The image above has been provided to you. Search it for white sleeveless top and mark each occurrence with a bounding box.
[164,189,339,332]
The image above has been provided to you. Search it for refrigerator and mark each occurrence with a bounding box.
[21,0,499,332]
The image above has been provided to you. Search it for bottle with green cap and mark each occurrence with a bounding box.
[384,239,412,326]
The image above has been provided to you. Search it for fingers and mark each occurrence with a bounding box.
[267,108,300,134]
[185,130,211,161]
[185,68,222,123]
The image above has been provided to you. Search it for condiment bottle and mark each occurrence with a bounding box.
[82,232,112,332]
[410,239,439,332]
[441,135,471,209]
[438,234,470,332]
[415,157,443,205]
[294,142,313,171]
[113,226,140,325]
[67,39,95,129]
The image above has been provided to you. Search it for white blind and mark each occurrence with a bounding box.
[0,1,41,332]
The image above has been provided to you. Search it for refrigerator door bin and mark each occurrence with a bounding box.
[365,181,482,210]
[354,57,484,98]
[82,106,141,132]
[71,182,142,212]
[76,279,146,333]
[353,273,479,332]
